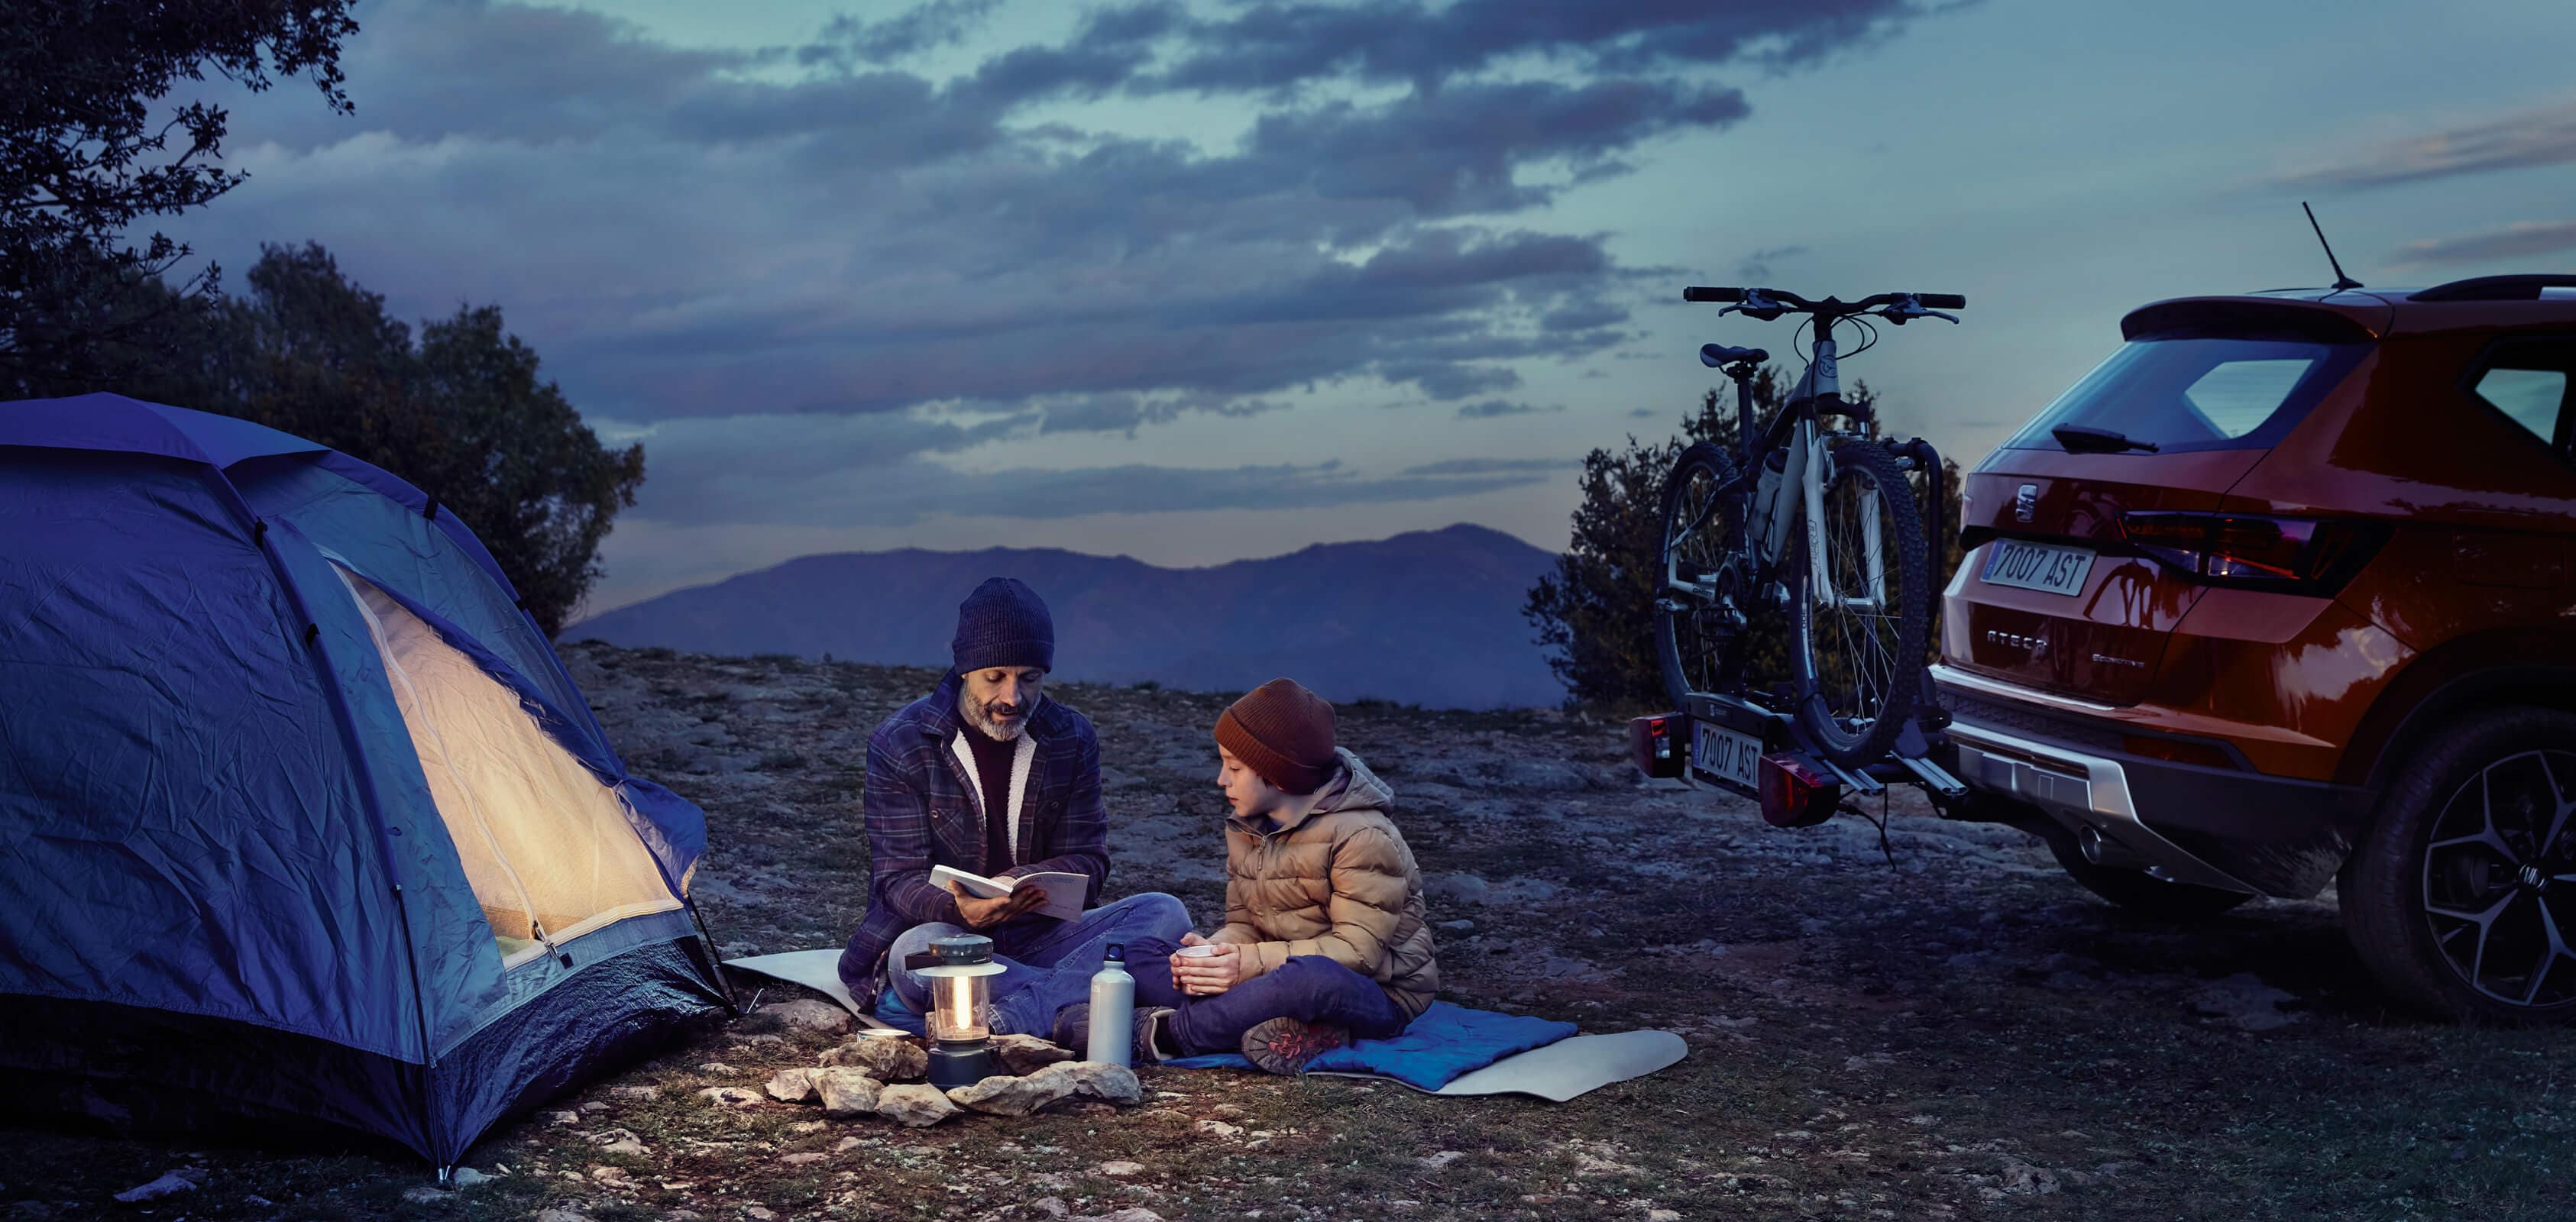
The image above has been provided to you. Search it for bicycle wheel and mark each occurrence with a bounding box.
[1788,438,1930,765]
[1655,442,1750,707]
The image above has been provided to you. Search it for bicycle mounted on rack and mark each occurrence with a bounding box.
[1630,284,1971,827]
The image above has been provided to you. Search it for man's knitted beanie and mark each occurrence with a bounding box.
[1214,677,1337,795]
[951,577,1055,673]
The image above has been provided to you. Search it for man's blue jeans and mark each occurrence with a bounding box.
[1124,936,1412,1056]
[886,892,1193,1036]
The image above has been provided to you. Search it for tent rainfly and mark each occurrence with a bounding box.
[0,393,729,1169]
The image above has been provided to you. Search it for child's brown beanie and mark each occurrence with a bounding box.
[1214,678,1338,794]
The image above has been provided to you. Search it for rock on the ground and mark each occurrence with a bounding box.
[2187,973,2307,1032]
[1029,1198,1071,1219]
[875,1082,962,1127]
[1426,873,1490,904]
[401,1185,447,1204]
[1195,1120,1245,1140]
[821,1033,928,1081]
[1097,1160,1146,1176]
[449,1167,493,1187]
[532,1211,587,1222]
[607,1085,659,1102]
[759,998,855,1035]
[1030,1059,1141,1105]
[112,1170,202,1203]
[766,1067,819,1102]
[698,1061,741,1074]
[779,1152,827,1166]
[592,1128,649,1157]
[814,1068,884,1118]
[993,1032,1078,1075]
[1070,1210,1163,1222]
[697,1085,763,1108]
[949,1070,1078,1117]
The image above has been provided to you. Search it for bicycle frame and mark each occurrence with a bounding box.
[1707,332,1884,613]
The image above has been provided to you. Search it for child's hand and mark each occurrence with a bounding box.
[1171,942,1243,996]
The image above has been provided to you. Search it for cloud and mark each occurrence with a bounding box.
[1157,0,1924,92]
[1737,244,1808,281]
[2277,99,2576,189]
[802,0,1005,68]
[169,0,1943,545]
[1455,399,1560,418]
[1400,457,1574,477]
[2394,219,2576,264]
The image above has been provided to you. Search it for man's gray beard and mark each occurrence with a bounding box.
[961,693,1031,742]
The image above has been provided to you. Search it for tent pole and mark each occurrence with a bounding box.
[686,897,743,1016]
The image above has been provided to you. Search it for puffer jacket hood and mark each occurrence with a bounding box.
[1215,748,1438,1017]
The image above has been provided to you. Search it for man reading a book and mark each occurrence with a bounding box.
[1054,678,1438,1073]
[837,577,1190,1033]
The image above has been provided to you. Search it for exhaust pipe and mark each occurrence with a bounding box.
[2079,824,2153,871]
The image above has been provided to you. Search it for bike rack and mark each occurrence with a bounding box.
[1638,433,1969,825]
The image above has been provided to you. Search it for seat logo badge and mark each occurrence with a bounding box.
[2089,652,2147,670]
[2015,484,2037,524]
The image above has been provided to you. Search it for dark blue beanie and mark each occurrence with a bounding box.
[952,577,1055,673]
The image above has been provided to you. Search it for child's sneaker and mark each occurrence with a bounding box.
[1241,1017,1348,1075]
[1050,1002,1179,1062]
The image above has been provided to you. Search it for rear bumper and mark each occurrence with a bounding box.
[1934,668,2369,898]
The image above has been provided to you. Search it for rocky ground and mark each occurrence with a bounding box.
[8,643,2575,1220]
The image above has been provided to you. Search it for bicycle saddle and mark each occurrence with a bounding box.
[1700,343,1769,367]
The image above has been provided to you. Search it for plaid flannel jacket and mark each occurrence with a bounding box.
[836,669,1110,1007]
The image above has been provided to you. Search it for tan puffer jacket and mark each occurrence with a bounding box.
[1210,748,1438,1017]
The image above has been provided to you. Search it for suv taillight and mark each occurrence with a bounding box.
[2118,512,2385,594]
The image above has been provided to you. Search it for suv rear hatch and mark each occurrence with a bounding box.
[1948,298,2378,705]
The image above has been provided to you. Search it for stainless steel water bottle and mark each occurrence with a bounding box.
[1086,943,1135,1066]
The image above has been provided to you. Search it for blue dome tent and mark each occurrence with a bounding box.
[0,393,729,1169]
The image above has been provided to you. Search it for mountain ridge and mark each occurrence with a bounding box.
[565,523,1567,709]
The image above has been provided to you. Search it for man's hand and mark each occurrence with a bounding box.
[1170,936,1244,997]
[949,881,1045,929]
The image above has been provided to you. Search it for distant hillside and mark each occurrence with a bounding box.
[565,524,1567,709]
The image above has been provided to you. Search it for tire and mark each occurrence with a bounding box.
[1655,442,1751,707]
[2037,821,2255,920]
[2340,707,2576,1025]
[1789,438,1931,765]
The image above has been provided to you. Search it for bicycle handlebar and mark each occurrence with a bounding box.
[1683,286,1966,312]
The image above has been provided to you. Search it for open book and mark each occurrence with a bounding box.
[930,865,1088,922]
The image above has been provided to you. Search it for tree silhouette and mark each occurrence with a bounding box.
[0,0,358,390]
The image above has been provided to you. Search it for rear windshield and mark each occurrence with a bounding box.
[2002,331,2369,454]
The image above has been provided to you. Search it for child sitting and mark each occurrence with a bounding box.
[1056,678,1438,1072]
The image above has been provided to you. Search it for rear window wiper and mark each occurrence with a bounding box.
[2052,424,2160,454]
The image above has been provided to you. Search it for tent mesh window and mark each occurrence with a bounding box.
[338,570,678,963]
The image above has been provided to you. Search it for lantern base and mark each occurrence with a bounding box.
[926,1040,997,1088]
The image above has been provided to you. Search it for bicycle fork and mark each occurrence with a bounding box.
[1754,420,1887,613]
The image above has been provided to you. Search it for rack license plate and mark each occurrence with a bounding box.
[1692,719,1763,790]
[1981,539,2093,596]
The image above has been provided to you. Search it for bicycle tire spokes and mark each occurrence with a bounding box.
[1814,467,1903,734]
[1789,441,1930,764]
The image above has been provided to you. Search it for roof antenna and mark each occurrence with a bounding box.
[2303,201,2363,291]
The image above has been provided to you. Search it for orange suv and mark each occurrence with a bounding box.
[1938,273,2576,1023]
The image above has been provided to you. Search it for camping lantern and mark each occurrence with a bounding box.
[921,933,1005,1088]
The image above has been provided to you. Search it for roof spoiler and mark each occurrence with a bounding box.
[2409,274,2576,302]
[2121,297,2380,343]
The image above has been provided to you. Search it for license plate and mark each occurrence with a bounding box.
[1981,539,2094,596]
[1692,719,1763,790]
